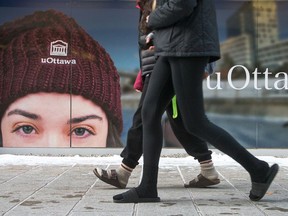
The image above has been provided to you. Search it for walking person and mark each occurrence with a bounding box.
[113,0,279,203]
[93,0,220,189]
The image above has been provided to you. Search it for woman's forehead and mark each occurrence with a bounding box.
[6,93,107,119]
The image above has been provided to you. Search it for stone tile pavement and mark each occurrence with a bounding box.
[0,149,288,216]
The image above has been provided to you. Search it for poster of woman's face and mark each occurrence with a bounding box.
[0,3,130,148]
[0,0,287,149]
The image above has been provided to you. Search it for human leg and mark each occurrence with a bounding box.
[166,102,212,161]
[113,56,174,202]
[169,56,278,201]
[120,75,151,168]
[166,102,219,187]
[94,76,151,188]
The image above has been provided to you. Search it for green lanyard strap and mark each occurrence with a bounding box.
[172,95,178,119]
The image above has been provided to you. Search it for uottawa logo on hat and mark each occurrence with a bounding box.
[50,40,68,56]
[41,40,76,65]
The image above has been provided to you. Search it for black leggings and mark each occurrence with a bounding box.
[141,56,267,182]
[121,74,212,169]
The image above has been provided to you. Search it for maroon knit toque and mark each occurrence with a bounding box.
[0,10,78,48]
[0,10,123,133]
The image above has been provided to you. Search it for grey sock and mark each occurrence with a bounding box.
[200,160,219,180]
[116,163,132,186]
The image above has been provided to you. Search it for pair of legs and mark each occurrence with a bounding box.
[114,56,278,203]
[123,75,214,167]
[94,74,219,189]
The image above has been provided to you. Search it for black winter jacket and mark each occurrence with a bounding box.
[147,0,220,62]
[139,34,156,77]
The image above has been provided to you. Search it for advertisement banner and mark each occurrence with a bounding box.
[0,0,287,148]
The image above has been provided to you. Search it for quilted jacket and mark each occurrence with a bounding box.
[147,0,220,62]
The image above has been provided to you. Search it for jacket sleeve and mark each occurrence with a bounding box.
[148,0,197,29]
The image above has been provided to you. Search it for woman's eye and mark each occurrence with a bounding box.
[22,126,34,134]
[71,127,95,138]
[13,125,37,135]
[74,128,86,136]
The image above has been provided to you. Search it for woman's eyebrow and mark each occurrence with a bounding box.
[68,115,103,124]
[7,109,39,120]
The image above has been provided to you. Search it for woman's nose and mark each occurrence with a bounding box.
[44,134,70,147]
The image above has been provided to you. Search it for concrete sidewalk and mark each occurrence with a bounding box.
[0,151,287,216]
